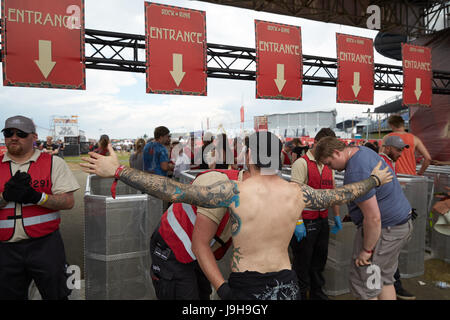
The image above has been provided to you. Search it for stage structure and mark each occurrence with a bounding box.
[50,115,80,141]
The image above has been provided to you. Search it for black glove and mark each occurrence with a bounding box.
[3,172,41,204]
[22,185,43,204]
[2,183,30,203]
[5,171,32,188]
[2,171,32,203]
[217,282,233,300]
[411,208,418,221]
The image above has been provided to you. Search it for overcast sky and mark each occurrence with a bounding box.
[0,0,402,140]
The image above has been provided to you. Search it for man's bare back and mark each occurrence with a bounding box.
[229,175,303,273]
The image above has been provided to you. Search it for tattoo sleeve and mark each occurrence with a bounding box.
[119,167,240,208]
[41,192,75,211]
[300,176,378,210]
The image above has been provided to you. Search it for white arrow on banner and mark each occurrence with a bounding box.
[35,40,56,79]
[352,72,361,98]
[414,78,422,101]
[170,53,186,87]
[274,64,286,93]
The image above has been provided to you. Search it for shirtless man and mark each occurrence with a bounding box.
[80,131,392,300]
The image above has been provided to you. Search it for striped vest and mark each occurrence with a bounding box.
[158,169,239,263]
[301,154,334,220]
[0,153,60,241]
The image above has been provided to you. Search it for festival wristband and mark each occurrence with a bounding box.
[111,165,126,199]
[296,219,304,226]
[114,165,125,179]
[370,174,381,187]
[37,193,49,206]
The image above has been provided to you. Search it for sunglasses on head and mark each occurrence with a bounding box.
[3,128,30,138]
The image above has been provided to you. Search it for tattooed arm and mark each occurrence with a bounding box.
[80,144,240,209]
[299,160,392,210]
[41,192,75,211]
[118,167,239,209]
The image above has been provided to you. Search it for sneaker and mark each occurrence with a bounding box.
[396,287,416,300]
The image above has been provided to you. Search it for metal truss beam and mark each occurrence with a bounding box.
[83,28,450,95]
[1,25,449,95]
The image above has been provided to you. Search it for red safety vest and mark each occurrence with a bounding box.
[282,150,292,165]
[0,153,60,241]
[158,169,240,263]
[301,154,334,219]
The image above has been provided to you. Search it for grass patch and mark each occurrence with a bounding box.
[64,152,130,165]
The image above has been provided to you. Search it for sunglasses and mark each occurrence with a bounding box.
[3,128,30,139]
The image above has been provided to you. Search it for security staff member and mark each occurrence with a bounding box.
[0,116,79,300]
[150,169,244,299]
[290,128,340,300]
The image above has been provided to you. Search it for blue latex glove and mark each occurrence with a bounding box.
[294,221,307,242]
[331,216,343,234]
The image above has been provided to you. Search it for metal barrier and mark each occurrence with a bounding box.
[419,165,450,262]
[396,174,430,278]
[84,175,163,300]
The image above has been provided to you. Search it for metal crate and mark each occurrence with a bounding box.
[327,223,357,264]
[84,175,163,300]
[323,258,351,296]
[431,228,450,263]
[398,248,425,278]
[420,165,449,249]
[396,175,429,278]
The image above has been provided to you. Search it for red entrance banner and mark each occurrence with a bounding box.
[402,43,432,107]
[255,20,302,100]
[2,0,85,89]
[145,2,207,95]
[336,33,374,104]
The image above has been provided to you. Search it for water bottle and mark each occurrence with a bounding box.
[434,281,449,289]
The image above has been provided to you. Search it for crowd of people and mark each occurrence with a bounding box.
[0,114,448,301]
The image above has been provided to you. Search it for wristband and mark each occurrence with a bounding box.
[296,219,304,226]
[37,193,49,206]
[111,165,126,199]
[370,174,381,187]
[114,165,125,179]
[363,247,373,254]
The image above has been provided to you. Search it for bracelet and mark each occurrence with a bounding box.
[37,193,49,206]
[296,219,304,226]
[111,165,126,199]
[363,247,374,254]
[114,165,125,179]
[370,174,381,187]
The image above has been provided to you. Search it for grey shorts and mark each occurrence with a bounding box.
[349,219,413,300]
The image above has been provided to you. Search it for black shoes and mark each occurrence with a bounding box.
[396,287,416,300]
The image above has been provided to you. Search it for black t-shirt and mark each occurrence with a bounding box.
[43,142,59,151]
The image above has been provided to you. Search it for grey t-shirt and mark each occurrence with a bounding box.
[129,151,144,171]
[344,146,411,228]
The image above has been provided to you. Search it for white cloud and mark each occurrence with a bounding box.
[0,0,402,140]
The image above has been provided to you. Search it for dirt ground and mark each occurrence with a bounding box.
[62,160,450,300]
